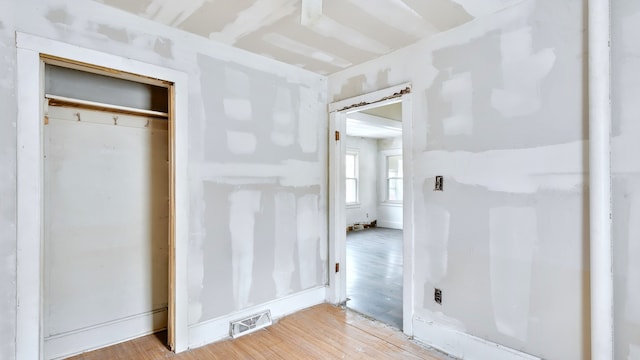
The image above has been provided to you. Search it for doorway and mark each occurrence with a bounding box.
[328,84,414,336]
[42,63,170,359]
[15,33,191,360]
[343,102,404,329]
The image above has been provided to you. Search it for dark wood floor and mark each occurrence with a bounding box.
[68,304,449,359]
[346,227,403,329]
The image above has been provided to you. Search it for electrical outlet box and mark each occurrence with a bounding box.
[434,176,444,191]
[434,288,442,305]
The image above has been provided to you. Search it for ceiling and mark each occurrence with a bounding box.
[93,0,520,75]
[360,101,402,121]
[347,102,402,139]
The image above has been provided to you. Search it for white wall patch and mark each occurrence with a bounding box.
[629,344,640,360]
[489,207,537,342]
[229,190,262,309]
[273,192,297,297]
[270,86,295,147]
[625,190,640,324]
[297,194,320,289]
[226,131,257,154]
[297,86,319,153]
[422,203,451,284]
[413,140,585,194]
[441,72,473,135]
[224,98,253,122]
[491,27,556,118]
[223,68,253,122]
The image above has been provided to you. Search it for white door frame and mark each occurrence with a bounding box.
[15,32,190,359]
[327,83,414,336]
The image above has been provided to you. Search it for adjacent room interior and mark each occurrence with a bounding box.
[343,101,405,330]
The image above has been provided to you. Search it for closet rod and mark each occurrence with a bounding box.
[45,94,169,118]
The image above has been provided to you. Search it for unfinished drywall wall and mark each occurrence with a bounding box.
[345,136,377,226]
[612,1,640,359]
[4,0,326,357]
[189,52,327,324]
[0,2,17,359]
[329,0,587,359]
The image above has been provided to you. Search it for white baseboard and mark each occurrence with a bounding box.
[378,220,403,229]
[413,317,541,360]
[44,308,167,360]
[188,286,327,349]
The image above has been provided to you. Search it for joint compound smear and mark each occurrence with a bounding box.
[273,192,297,297]
[489,207,537,342]
[297,194,319,289]
[229,190,261,309]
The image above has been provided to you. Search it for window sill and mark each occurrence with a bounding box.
[380,201,403,207]
[346,203,361,209]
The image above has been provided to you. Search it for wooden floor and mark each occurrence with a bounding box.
[347,227,403,329]
[69,304,450,359]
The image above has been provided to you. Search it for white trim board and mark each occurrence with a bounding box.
[188,286,327,349]
[328,83,409,113]
[15,32,190,358]
[44,309,167,360]
[377,221,403,230]
[413,317,541,360]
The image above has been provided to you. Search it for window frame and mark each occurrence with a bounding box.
[383,152,403,204]
[345,150,359,206]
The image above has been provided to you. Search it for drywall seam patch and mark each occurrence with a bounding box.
[491,27,556,118]
[263,33,352,69]
[441,72,473,135]
[413,140,585,194]
[297,194,320,289]
[229,190,261,310]
[226,131,257,154]
[422,203,450,284]
[273,192,297,297]
[625,190,640,323]
[195,161,322,188]
[489,207,537,341]
[209,0,298,45]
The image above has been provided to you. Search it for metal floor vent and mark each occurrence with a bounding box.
[230,310,272,338]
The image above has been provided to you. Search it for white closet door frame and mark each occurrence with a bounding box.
[16,32,190,359]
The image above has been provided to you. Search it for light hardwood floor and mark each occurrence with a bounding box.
[68,304,450,359]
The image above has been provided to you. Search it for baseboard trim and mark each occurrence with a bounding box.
[44,308,167,360]
[378,220,402,229]
[188,286,327,349]
[413,316,541,360]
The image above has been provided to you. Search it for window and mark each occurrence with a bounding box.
[346,152,358,204]
[386,155,403,202]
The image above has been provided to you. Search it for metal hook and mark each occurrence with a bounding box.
[74,112,81,121]
[113,115,119,125]
[145,119,150,128]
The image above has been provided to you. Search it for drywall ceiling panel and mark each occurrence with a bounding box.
[360,102,402,121]
[91,0,518,74]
